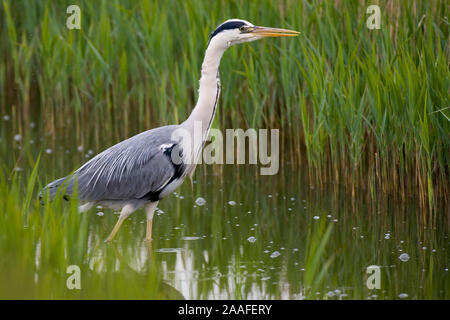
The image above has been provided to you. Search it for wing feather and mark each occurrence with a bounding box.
[71,125,182,201]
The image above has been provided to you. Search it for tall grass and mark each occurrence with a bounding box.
[0,0,448,212]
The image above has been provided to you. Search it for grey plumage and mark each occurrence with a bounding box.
[41,125,184,205]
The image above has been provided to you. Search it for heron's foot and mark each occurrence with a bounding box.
[104,236,114,243]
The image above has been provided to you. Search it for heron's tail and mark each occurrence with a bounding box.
[39,176,74,203]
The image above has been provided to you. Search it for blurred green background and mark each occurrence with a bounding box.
[0,0,448,299]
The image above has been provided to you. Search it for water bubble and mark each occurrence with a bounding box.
[97,212,104,217]
[385,233,391,239]
[14,134,22,142]
[398,293,408,299]
[30,122,36,128]
[268,194,272,198]
[247,236,256,243]
[228,200,236,206]
[333,219,338,223]
[270,251,281,258]
[156,248,183,253]
[261,276,271,281]
[422,246,427,250]
[77,145,83,152]
[88,149,94,155]
[181,236,202,241]
[313,216,320,220]
[290,197,295,201]
[195,197,206,206]
[327,291,335,298]
[45,148,53,154]
[3,115,10,121]
[399,253,410,262]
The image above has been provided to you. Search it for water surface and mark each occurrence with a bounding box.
[0,120,448,299]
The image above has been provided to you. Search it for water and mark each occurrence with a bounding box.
[106,169,449,299]
[0,127,448,300]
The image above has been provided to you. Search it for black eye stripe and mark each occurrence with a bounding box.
[210,21,247,39]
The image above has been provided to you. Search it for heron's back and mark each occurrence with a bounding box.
[40,125,185,203]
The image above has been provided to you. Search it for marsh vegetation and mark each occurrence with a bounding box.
[0,0,448,299]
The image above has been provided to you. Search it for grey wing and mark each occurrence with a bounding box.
[72,125,184,202]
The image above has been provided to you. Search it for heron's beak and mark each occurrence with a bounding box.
[248,26,299,38]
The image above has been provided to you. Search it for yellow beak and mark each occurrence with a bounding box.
[249,26,300,37]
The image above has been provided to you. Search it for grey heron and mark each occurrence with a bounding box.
[40,19,298,242]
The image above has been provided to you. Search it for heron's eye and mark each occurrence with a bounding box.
[239,26,246,32]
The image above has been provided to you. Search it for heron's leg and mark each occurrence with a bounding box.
[105,204,135,242]
[145,201,159,242]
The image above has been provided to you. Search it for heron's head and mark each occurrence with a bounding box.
[209,19,299,48]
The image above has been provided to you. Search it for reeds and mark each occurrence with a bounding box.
[1,0,448,212]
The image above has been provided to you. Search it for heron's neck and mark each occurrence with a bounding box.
[184,41,226,137]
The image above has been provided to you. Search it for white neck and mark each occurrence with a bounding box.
[183,39,227,137]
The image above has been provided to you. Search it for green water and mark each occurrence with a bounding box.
[0,127,448,299]
[143,167,449,299]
